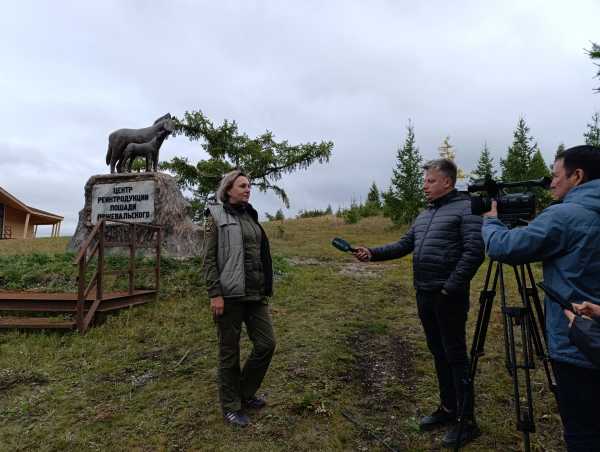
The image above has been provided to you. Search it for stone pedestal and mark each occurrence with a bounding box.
[68,173,203,258]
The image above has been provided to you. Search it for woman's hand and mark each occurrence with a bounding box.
[210,296,225,318]
[572,301,600,319]
[353,246,372,262]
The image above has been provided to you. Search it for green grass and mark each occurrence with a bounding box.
[0,237,70,256]
[0,216,563,451]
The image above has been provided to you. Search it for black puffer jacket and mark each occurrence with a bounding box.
[371,190,484,294]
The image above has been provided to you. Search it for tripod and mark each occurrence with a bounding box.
[453,260,558,452]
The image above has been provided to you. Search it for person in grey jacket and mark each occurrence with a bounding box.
[354,158,484,448]
[204,170,276,427]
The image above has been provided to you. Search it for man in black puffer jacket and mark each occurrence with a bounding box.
[354,158,484,448]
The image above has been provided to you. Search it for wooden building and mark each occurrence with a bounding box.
[0,187,63,239]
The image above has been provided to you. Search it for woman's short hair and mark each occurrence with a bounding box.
[422,158,457,185]
[217,170,248,203]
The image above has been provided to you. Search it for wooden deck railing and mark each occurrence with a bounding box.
[1,224,12,239]
[73,219,161,333]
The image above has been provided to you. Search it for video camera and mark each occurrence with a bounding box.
[468,176,551,227]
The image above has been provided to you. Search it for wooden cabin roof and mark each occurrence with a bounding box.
[0,186,63,224]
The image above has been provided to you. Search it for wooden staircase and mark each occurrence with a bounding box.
[0,220,161,333]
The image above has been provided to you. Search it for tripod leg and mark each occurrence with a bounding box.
[453,261,500,451]
[521,308,535,434]
[525,311,558,398]
[509,264,553,450]
[525,264,547,340]
[524,265,558,394]
[457,261,553,451]
[519,264,559,397]
[468,261,500,379]
[503,306,534,452]
[499,265,513,375]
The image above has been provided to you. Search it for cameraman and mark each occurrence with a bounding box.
[482,145,600,451]
[354,158,485,448]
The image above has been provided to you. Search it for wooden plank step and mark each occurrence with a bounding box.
[105,241,157,248]
[103,290,156,301]
[0,290,156,301]
[0,290,156,313]
[0,291,80,301]
[0,317,75,329]
[96,292,156,312]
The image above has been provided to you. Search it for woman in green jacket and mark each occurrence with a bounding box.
[204,170,276,427]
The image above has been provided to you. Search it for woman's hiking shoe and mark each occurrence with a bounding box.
[441,419,481,448]
[224,410,250,427]
[419,406,456,431]
[243,396,267,409]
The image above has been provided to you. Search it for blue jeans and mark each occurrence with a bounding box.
[552,360,600,451]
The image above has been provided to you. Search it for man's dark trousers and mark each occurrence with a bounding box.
[216,300,276,413]
[552,360,600,451]
[416,290,473,417]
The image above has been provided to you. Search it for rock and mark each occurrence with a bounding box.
[67,172,204,258]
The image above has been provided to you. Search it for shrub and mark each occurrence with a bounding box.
[343,201,361,224]
[266,209,285,221]
[296,206,332,219]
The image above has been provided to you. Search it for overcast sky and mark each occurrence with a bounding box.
[1,1,599,235]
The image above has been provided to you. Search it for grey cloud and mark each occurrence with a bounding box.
[2,1,600,232]
[0,142,53,169]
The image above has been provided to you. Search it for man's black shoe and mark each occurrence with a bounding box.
[224,410,250,427]
[243,396,267,409]
[419,406,456,431]
[441,419,481,448]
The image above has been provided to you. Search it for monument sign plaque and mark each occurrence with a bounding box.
[70,173,202,257]
[91,180,155,224]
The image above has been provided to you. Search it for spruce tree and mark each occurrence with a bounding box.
[388,121,425,224]
[555,143,566,160]
[381,187,396,219]
[584,112,600,147]
[274,209,285,221]
[366,182,381,209]
[501,117,536,182]
[471,142,496,182]
[528,149,552,208]
[587,42,600,93]
[528,149,551,179]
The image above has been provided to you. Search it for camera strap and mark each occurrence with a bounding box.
[537,282,575,312]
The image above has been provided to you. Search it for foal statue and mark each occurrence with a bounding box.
[122,129,171,173]
[105,113,174,173]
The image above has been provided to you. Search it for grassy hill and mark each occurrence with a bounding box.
[0,216,563,451]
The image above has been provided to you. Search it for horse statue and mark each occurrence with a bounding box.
[122,129,171,173]
[105,113,174,173]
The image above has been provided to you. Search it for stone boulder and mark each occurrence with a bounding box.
[68,172,203,258]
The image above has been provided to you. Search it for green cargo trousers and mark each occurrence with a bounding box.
[216,299,276,413]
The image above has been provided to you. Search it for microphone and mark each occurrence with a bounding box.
[331,237,357,253]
